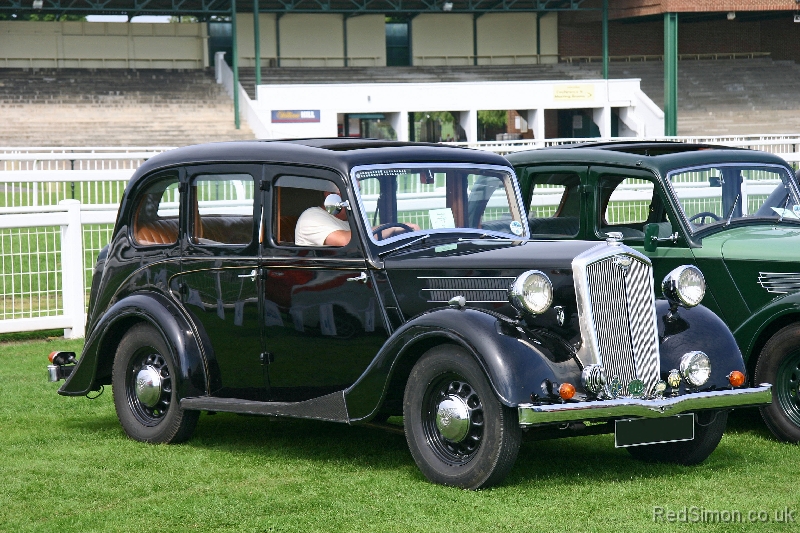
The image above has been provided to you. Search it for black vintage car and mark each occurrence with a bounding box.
[48,139,771,489]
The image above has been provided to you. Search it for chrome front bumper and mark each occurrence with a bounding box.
[518,384,772,426]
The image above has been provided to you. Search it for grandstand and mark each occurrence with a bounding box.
[0,68,254,146]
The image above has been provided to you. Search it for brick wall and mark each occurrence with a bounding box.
[609,0,799,18]
[559,15,800,62]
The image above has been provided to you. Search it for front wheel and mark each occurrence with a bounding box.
[626,410,727,465]
[403,345,521,489]
[754,324,800,442]
[112,323,199,443]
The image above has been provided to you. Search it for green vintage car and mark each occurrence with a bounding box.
[508,142,800,442]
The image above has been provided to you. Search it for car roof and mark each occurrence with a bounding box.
[505,141,791,176]
[130,138,511,186]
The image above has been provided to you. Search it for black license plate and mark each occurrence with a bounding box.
[614,414,695,448]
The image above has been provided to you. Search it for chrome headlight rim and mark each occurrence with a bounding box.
[509,270,553,316]
[679,351,711,387]
[662,264,706,308]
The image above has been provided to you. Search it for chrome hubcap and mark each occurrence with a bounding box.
[135,365,163,408]
[435,394,471,443]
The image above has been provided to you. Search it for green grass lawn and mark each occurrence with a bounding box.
[2,336,799,533]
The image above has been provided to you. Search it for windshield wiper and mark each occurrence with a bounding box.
[777,193,791,224]
[377,234,429,257]
[725,193,740,227]
[458,234,516,241]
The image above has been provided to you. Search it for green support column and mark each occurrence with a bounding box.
[276,13,281,67]
[343,15,349,67]
[253,0,261,88]
[472,14,478,66]
[232,0,240,129]
[664,12,678,136]
[602,0,608,79]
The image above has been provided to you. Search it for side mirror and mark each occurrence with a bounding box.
[644,223,679,253]
[643,223,659,252]
[324,194,349,215]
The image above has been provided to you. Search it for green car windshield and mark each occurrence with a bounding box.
[352,165,527,245]
[667,164,800,232]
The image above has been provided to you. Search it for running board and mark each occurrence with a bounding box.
[180,391,349,423]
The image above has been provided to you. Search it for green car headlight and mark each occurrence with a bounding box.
[662,265,706,308]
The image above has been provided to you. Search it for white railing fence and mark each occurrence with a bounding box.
[2,136,800,338]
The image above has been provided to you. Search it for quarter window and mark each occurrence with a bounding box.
[527,171,580,237]
[190,174,255,245]
[132,175,180,246]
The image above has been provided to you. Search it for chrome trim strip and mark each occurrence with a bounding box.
[420,275,515,303]
[518,384,772,426]
[758,272,800,294]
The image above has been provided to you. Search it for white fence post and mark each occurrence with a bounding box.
[60,199,85,339]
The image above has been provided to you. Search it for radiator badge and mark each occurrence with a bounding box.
[614,253,633,273]
[609,377,623,398]
[627,379,644,398]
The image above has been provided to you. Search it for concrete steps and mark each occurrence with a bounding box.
[0,68,255,146]
[599,58,800,134]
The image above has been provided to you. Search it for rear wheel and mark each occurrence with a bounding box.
[112,323,199,443]
[626,410,727,465]
[403,345,521,489]
[754,324,800,443]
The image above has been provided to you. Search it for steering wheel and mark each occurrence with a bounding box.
[689,211,721,225]
[372,222,414,241]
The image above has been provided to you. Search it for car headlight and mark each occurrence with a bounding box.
[680,351,711,387]
[662,265,705,308]
[509,270,553,315]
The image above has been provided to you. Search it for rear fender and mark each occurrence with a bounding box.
[59,292,211,398]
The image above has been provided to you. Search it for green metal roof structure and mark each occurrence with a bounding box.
[2,0,595,17]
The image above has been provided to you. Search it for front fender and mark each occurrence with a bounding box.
[656,301,747,389]
[731,291,800,363]
[344,307,579,421]
[58,291,210,398]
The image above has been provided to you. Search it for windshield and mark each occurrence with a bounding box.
[667,164,800,232]
[352,165,527,245]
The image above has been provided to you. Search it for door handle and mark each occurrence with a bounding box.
[238,269,257,281]
[346,272,368,283]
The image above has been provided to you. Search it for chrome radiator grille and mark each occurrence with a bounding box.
[575,245,660,395]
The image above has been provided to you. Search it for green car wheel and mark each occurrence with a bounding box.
[755,324,800,443]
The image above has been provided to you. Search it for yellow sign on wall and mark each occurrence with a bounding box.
[553,85,595,101]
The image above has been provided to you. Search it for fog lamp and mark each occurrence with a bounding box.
[559,382,576,400]
[581,364,607,395]
[666,369,682,388]
[680,351,711,387]
[662,265,706,309]
[509,270,553,315]
[728,370,745,387]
